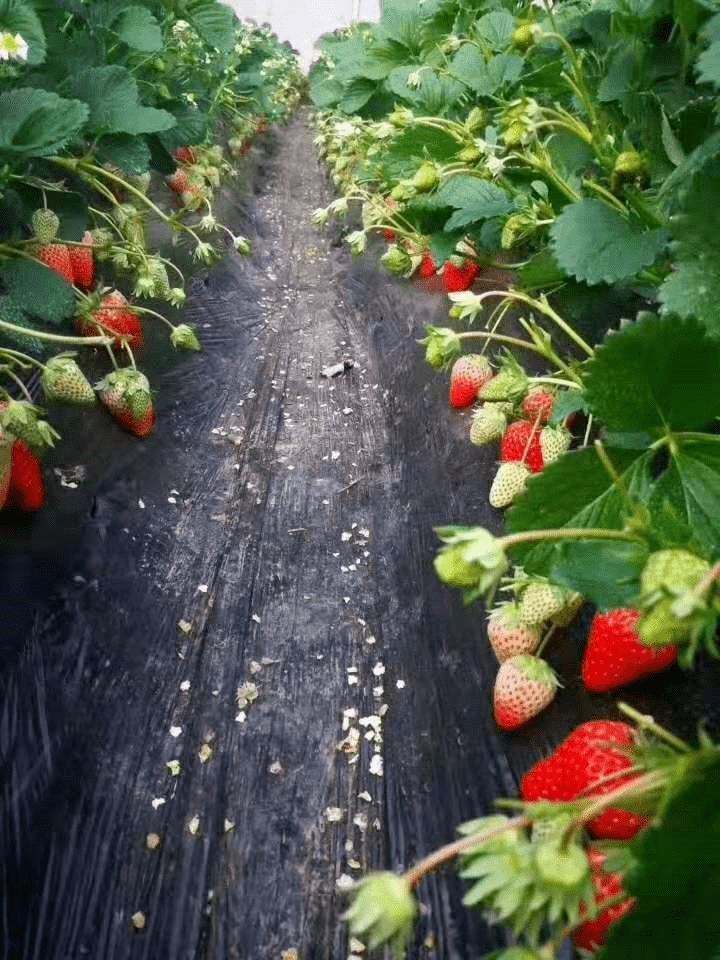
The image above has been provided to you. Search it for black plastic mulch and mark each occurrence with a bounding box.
[1,112,719,960]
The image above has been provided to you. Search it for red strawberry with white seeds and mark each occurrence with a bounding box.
[77,291,144,351]
[96,369,155,437]
[500,419,544,473]
[572,848,636,952]
[443,258,480,292]
[487,602,542,661]
[494,654,558,730]
[582,608,677,693]
[5,440,44,512]
[521,721,648,841]
[68,232,95,290]
[417,252,437,278]
[449,355,492,409]
[521,387,555,423]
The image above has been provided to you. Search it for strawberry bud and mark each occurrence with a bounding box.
[171,324,201,351]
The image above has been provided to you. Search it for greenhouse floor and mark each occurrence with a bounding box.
[1,112,717,960]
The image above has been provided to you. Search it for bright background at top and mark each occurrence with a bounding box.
[223,0,381,69]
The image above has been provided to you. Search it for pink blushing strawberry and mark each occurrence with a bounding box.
[493,654,558,731]
[521,387,555,423]
[487,602,542,661]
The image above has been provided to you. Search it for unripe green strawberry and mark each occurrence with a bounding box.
[390,182,416,202]
[512,21,536,50]
[487,602,542,661]
[465,106,486,133]
[147,258,171,298]
[611,150,650,191]
[489,461,530,508]
[170,323,201,351]
[42,356,95,405]
[410,163,439,192]
[458,144,482,163]
[478,363,528,403]
[519,582,568,626]
[0,400,59,451]
[434,544,486,588]
[539,425,571,465]
[493,654,558,731]
[470,404,507,445]
[31,208,59,244]
[381,243,413,276]
[637,598,691,647]
[640,549,710,596]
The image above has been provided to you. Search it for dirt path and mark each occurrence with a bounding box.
[3,112,711,960]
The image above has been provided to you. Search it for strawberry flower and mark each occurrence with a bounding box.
[0,32,29,61]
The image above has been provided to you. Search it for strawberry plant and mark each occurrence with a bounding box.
[311,0,720,954]
[0,0,305,512]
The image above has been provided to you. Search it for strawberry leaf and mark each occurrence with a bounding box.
[112,6,163,53]
[0,261,74,324]
[67,65,176,136]
[549,540,650,610]
[506,448,652,576]
[436,176,514,229]
[184,0,237,51]
[0,89,88,158]
[550,199,669,285]
[658,174,720,335]
[601,751,720,960]
[651,440,720,556]
[583,313,720,432]
[97,133,151,175]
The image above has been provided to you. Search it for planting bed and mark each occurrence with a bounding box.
[2,112,719,960]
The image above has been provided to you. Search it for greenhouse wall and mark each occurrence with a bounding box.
[223,0,381,68]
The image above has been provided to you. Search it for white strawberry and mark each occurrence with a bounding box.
[489,461,530,508]
[487,602,542,661]
[470,404,507,446]
[519,582,568,626]
[539,425,571,465]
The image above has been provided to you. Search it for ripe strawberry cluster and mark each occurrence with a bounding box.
[447,352,572,508]
[32,209,96,291]
[166,144,225,210]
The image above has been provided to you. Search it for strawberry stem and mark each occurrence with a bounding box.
[520,411,543,466]
[0,318,111,347]
[403,814,531,890]
[499,527,645,551]
[458,330,548,357]
[617,703,691,753]
[0,347,44,370]
[535,623,557,658]
[2,367,34,403]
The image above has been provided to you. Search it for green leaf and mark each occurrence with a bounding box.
[546,132,595,182]
[185,0,237,51]
[0,260,75,324]
[0,88,88,158]
[549,539,650,609]
[550,199,669,285]
[653,441,720,556]
[601,752,720,960]
[506,447,650,575]
[157,102,210,152]
[660,109,686,167]
[549,389,589,425]
[98,133,151,175]
[0,0,45,64]
[113,5,163,52]
[339,77,378,113]
[442,179,514,230]
[310,75,346,109]
[429,231,462,267]
[473,10,516,50]
[518,249,568,292]
[659,130,720,205]
[387,67,465,114]
[697,37,720,86]
[68,66,176,136]
[659,174,720,334]
[585,313,720,432]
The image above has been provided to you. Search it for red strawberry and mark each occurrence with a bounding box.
[500,419,544,473]
[417,252,437,278]
[77,291,143,351]
[383,229,396,242]
[582,608,678,693]
[493,654,558,731]
[96,369,155,437]
[572,848,635,952]
[174,146,197,165]
[0,434,12,510]
[167,168,190,194]
[37,243,74,283]
[449,355,492,409]
[521,721,648,841]
[5,440,44,512]
[443,258,480,292]
[487,602,542,661]
[68,231,95,290]
[521,387,554,423]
